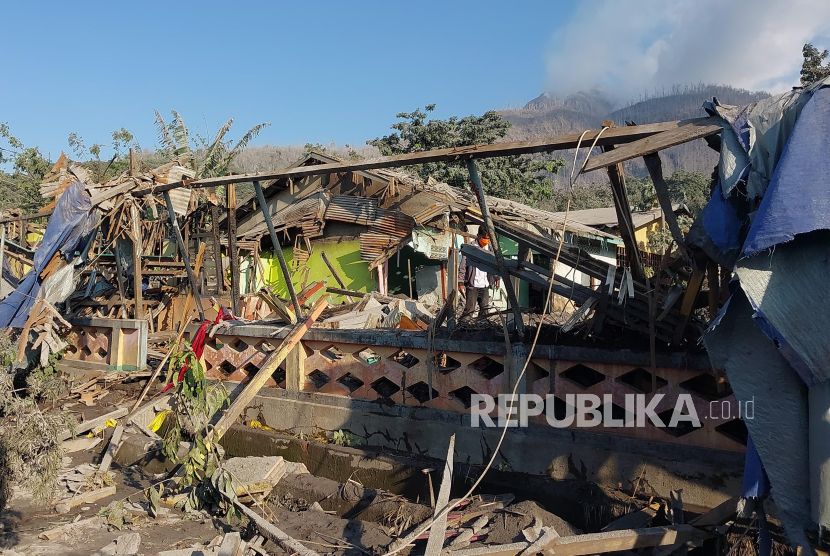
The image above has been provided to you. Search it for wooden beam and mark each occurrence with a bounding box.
[58,407,129,441]
[601,123,644,279]
[424,434,456,556]
[230,498,320,556]
[466,160,525,336]
[163,191,205,321]
[253,180,301,316]
[450,525,699,556]
[321,252,353,302]
[211,204,224,294]
[131,118,721,195]
[227,183,240,316]
[582,123,723,173]
[129,201,144,319]
[672,269,705,345]
[209,296,327,442]
[643,153,691,262]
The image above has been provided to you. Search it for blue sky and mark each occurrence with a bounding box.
[2,0,828,164]
[0,0,575,161]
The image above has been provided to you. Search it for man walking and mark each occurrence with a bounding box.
[459,228,499,318]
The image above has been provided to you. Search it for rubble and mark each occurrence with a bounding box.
[0,99,822,556]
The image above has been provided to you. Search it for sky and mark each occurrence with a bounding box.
[1,0,828,164]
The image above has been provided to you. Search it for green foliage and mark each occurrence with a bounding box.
[801,43,830,86]
[625,171,710,217]
[646,214,694,253]
[368,105,564,204]
[154,110,270,179]
[161,342,235,517]
[0,123,50,212]
[98,499,136,530]
[539,183,613,213]
[67,127,137,183]
[0,332,73,511]
[332,429,360,447]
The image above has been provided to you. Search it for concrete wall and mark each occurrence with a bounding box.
[235,384,743,509]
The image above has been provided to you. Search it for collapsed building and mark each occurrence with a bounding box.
[0,77,828,556]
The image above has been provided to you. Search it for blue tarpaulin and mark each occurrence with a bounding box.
[0,182,98,328]
[743,86,830,256]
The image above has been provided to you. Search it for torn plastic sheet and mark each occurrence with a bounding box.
[0,181,98,328]
[743,86,830,256]
[703,290,812,552]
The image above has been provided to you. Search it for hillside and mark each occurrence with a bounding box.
[500,84,770,187]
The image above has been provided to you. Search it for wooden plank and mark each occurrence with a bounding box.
[58,407,129,441]
[582,123,723,173]
[132,118,721,195]
[230,498,320,556]
[218,532,243,556]
[163,191,205,321]
[211,204,225,294]
[643,154,690,262]
[54,485,117,514]
[602,506,658,532]
[467,160,524,336]
[130,202,144,319]
[451,525,699,556]
[601,124,643,279]
[424,434,456,556]
[321,252,353,301]
[227,183,240,316]
[209,296,328,442]
[689,495,738,527]
[672,269,705,345]
[97,422,125,474]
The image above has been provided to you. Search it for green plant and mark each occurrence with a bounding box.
[368,105,564,204]
[160,344,239,518]
[801,43,830,86]
[154,110,270,179]
[0,332,73,511]
[332,429,360,447]
[0,122,50,212]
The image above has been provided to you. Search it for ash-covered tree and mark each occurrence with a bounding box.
[154,110,270,179]
[368,105,564,204]
[625,171,710,216]
[67,127,136,182]
[801,43,830,86]
[0,123,50,212]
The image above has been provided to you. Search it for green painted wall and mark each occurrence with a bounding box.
[260,239,376,305]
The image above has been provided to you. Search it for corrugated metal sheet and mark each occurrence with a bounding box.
[413,203,449,224]
[359,232,399,262]
[373,208,414,238]
[325,195,378,225]
[243,193,326,238]
[168,188,193,216]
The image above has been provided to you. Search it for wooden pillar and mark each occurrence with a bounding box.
[643,153,691,263]
[211,204,224,294]
[227,183,240,316]
[163,191,205,321]
[707,258,719,320]
[601,124,644,279]
[465,160,525,336]
[286,343,306,391]
[129,200,144,319]
[253,180,300,316]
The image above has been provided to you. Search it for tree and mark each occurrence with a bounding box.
[624,171,710,216]
[154,110,270,179]
[0,123,50,212]
[368,105,564,204]
[67,127,136,182]
[801,43,830,86]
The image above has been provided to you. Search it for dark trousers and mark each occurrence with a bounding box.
[463,286,491,316]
